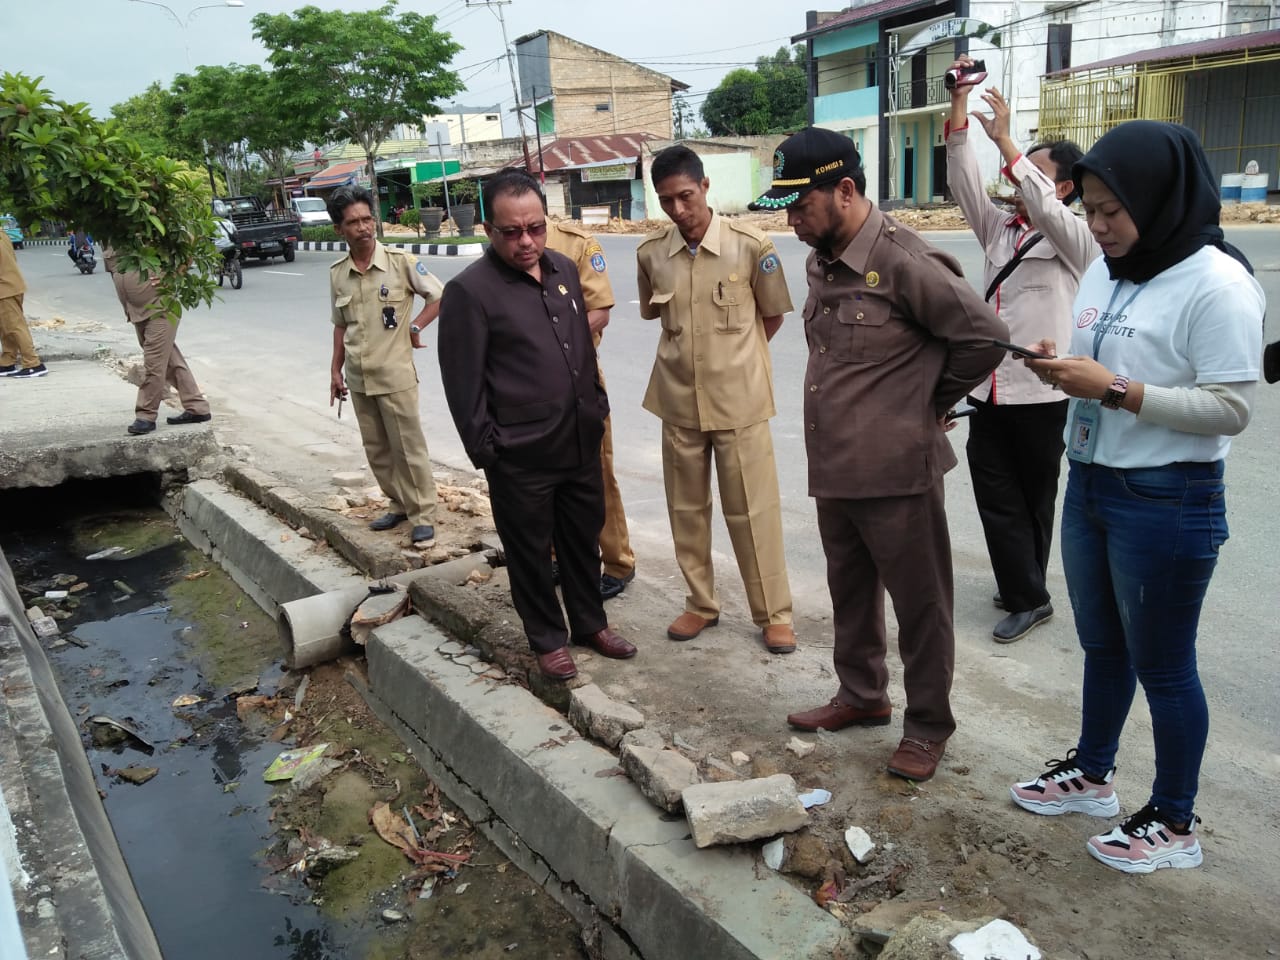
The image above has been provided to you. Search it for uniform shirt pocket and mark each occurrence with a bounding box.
[333,294,353,326]
[711,280,751,333]
[495,400,556,425]
[648,290,680,334]
[833,299,890,363]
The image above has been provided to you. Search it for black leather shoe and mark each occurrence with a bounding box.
[993,592,1006,610]
[600,571,634,600]
[410,524,435,544]
[993,603,1053,644]
[368,512,407,531]
[127,419,156,435]
[166,410,212,425]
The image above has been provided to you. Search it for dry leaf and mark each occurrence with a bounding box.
[184,569,209,581]
[280,534,291,542]
[369,801,418,857]
[172,693,204,708]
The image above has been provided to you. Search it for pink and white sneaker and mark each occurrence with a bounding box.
[1087,804,1203,874]
[1010,750,1120,817]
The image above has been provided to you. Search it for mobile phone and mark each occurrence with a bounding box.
[992,339,1055,360]
[946,404,976,422]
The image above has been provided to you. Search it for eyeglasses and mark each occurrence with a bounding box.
[488,221,547,240]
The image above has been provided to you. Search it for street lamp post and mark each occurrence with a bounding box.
[127,0,244,195]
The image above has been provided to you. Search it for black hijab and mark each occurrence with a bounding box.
[1073,120,1252,283]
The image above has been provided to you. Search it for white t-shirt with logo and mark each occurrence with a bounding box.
[1067,245,1264,468]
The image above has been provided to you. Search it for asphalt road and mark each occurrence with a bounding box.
[17,227,1280,751]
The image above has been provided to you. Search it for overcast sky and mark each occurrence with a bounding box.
[9,0,807,125]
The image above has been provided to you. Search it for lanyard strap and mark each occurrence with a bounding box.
[1091,280,1145,360]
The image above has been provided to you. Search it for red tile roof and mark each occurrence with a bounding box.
[305,160,367,190]
[1054,28,1280,75]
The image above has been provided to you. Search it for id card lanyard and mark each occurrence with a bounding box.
[1066,280,1145,463]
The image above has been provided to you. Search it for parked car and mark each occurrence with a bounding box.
[1,215,24,249]
[213,196,300,263]
[290,197,332,227]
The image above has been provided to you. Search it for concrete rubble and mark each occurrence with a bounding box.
[682,775,808,849]
[620,744,700,813]
[568,683,645,748]
[786,736,816,758]
[951,919,1042,960]
[844,825,875,864]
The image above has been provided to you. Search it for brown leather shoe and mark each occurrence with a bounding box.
[761,623,796,654]
[887,736,947,782]
[787,697,892,731]
[573,627,637,660]
[667,612,719,641]
[535,646,578,680]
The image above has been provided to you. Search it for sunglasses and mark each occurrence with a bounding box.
[488,221,547,240]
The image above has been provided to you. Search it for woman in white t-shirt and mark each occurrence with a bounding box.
[1007,121,1264,874]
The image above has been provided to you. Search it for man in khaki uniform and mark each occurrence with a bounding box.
[327,185,442,544]
[0,231,47,379]
[545,219,636,600]
[638,145,797,654]
[104,246,210,434]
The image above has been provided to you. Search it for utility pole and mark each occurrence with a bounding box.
[466,0,533,171]
[530,87,546,183]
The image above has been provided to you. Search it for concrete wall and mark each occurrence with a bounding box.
[641,151,758,217]
[545,33,676,138]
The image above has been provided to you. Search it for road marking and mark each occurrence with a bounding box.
[262,270,305,276]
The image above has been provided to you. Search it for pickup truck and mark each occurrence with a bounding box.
[212,196,300,262]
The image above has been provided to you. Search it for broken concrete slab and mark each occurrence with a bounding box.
[569,683,645,748]
[951,919,1042,960]
[704,757,741,782]
[844,825,875,863]
[30,616,60,639]
[331,471,366,487]
[619,727,665,752]
[786,736,815,758]
[682,775,808,849]
[621,745,700,813]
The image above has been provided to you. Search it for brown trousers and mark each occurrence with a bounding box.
[0,294,40,368]
[350,385,438,526]
[815,481,956,742]
[597,368,634,578]
[662,418,792,626]
[133,317,208,422]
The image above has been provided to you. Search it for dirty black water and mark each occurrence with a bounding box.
[0,478,584,960]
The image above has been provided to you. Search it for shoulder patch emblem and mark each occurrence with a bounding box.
[415,259,429,275]
[760,252,781,275]
[865,270,880,288]
[590,252,607,273]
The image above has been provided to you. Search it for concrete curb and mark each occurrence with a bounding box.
[296,239,486,257]
[0,553,163,960]
[363,616,854,960]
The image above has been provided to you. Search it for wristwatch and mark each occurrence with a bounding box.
[1101,374,1130,410]
[410,325,421,335]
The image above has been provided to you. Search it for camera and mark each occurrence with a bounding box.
[944,59,987,90]
[382,306,398,330]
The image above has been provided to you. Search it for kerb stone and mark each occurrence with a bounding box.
[620,745,700,813]
[569,683,644,748]
[682,774,807,848]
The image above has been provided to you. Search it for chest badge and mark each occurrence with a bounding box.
[558,283,568,295]
[865,271,880,288]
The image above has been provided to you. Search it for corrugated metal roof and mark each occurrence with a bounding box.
[305,160,367,190]
[525,133,657,174]
[1057,28,1280,74]
[792,0,944,42]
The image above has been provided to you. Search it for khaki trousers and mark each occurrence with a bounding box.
[133,317,208,421]
[661,419,792,626]
[815,482,956,742]
[351,386,437,526]
[596,364,634,578]
[0,294,40,368]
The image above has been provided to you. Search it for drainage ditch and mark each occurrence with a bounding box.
[1,476,585,960]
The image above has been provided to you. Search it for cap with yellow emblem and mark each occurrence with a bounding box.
[749,127,863,211]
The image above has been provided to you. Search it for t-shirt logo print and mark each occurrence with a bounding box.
[1077,306,1099,329]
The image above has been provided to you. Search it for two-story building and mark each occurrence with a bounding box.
[797,0,1280,206]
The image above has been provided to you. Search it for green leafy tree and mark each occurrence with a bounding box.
[110,81,189,161]
[240,66,321,210]
[701,69,771,136]
[1,73,219,317]
[702,46,808,137]
[252,1,463,235]
[170,65,257,195]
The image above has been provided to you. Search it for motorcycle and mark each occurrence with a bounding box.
[71,241,96,275]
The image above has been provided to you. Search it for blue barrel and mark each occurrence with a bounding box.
[1220,173,1243,204]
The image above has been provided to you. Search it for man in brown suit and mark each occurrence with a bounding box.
[438,169,636,681]
[105,247,211,435]
[752,128,1007,781]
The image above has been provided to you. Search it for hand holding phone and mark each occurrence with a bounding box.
[992,338,1056,360]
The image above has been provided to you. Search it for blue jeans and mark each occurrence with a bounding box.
[1062,460,1227,823]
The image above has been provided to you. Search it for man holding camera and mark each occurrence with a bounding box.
[756,127,1006,782]
[327,184,442,545]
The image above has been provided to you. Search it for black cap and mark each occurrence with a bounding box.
[749,127,862,211]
